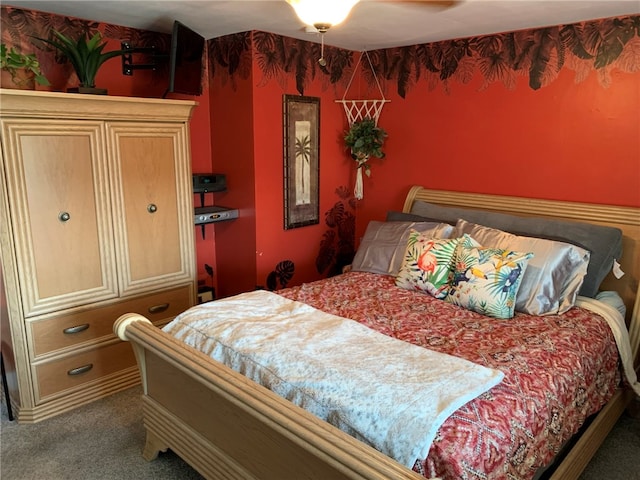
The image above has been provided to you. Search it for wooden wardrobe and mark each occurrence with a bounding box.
[0,89,197,423]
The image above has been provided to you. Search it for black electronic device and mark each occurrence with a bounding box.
[194,205,239,225]
[168,20,205,96]
[193,173,227,194]
[194,205,238,239]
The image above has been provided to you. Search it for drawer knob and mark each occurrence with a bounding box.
[63,324,90,335]
[148,303,169,314]
[147,203,158,213]
[67,364,93,376]
[58,212,71,222]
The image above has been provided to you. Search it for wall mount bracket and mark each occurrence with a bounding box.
[121,42,168,76]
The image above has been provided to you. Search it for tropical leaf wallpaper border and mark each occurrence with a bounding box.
[2,7,636,97]
[209,15,640,97]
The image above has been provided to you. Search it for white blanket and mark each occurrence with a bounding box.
[163,290,504,468]
[576,297,640,396]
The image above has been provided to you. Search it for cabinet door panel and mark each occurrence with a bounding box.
[109,124,195,296]
[1,121,118,316]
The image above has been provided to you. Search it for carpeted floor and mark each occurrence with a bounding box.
[1,385,638,479]
[1,386,203,480]
[578,400,640,480]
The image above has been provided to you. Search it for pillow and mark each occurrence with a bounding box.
[596,290,626,318]
[446,235,533,319]
[454,219,590,315]
[395,230,459,299]
[409,200,622,298]
[352,221,454,276]
[386,210,450,224]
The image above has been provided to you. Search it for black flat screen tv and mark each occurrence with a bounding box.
[167,20,205,96]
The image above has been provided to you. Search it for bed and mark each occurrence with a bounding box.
[114,186,640,480]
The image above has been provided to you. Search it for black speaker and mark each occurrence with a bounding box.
[193,173,226,193]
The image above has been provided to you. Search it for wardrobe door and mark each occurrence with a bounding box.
[108,123,195,296]
[0,120,118,316]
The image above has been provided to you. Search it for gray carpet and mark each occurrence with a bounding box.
[1,386,203,480]
[1,386,638,479]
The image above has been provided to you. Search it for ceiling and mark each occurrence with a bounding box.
[4,0,640,50]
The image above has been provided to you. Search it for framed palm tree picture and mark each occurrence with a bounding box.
[283,94,320,229]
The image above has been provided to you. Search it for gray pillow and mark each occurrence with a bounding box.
[386,211,448,224]
[409,201,622,298]
[352,221,454,276]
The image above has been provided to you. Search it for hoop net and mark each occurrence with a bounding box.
[336,51,389,127]
[337,99,389,127]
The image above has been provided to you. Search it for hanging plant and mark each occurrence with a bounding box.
[344,118,388,200]
[0,44,50,88]
[344,118,388,176]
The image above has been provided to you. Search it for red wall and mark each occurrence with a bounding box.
[187,87,215,290]
[251,65,352,288]
[209,55,257,297]
[354,58,640,240]
[207,19,639,293]
[3,6,639,298]
[209,33,353,296]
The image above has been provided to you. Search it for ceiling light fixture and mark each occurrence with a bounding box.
[286,0,360,67]
[286,0,360,33]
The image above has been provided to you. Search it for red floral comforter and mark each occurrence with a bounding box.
[278,272,620,480]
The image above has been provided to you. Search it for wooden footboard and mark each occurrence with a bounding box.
[114,314,425,480]
[115,312,633,480]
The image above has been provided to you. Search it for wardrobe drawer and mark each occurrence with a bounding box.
[29,285,192,357]
[34,341,136,402]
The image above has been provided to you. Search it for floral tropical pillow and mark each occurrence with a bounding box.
[395,230,460,299]
[446,235,534,319]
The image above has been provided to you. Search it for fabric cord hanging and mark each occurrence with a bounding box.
[336,51,389,200]
[336,51,389,127]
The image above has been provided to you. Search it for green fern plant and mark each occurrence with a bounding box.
[35,30,126,88]
[344,118,388,177]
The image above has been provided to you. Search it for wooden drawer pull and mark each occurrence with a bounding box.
[67,364,93,376]
[63,323,90,335]
[148,303,169,314]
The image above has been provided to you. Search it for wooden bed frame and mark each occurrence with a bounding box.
[115,186,640,480]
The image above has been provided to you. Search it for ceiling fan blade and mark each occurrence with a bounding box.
[376,0,458,7]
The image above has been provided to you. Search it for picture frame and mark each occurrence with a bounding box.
[283,94,320,230]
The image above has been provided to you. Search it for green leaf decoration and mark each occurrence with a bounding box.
[0,43,50,86]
